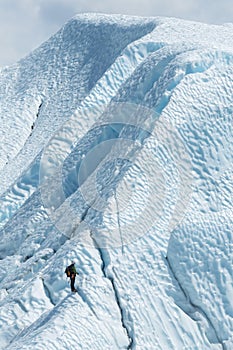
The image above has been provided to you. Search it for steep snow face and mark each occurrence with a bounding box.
[0,13,155,183]
[0,13,233,350]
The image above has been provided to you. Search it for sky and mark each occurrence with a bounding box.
[0,0,233,67]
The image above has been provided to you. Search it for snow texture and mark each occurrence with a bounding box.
[0,13,233,350]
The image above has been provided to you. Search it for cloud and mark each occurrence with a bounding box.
[0,0,233,66]
[0,1,39,65]
[38,0,78,24]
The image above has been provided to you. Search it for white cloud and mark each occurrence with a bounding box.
[0,0,233,66]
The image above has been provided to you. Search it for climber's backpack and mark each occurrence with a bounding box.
[65,266,71,277]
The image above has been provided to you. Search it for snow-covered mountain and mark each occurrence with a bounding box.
[0,13,233,349]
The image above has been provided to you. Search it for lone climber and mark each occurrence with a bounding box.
[65,261,78,292]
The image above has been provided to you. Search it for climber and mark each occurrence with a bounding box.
[65,261,78,292]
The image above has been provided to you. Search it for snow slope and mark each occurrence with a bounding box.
[0,13,233,349]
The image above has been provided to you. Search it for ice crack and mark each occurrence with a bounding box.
[165,256,225,350]
[41,277,56,306]
[94,243,134,349]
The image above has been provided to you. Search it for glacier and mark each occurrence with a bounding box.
[0,13,233,350]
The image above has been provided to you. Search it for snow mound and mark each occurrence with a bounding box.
[0,13,233,350]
